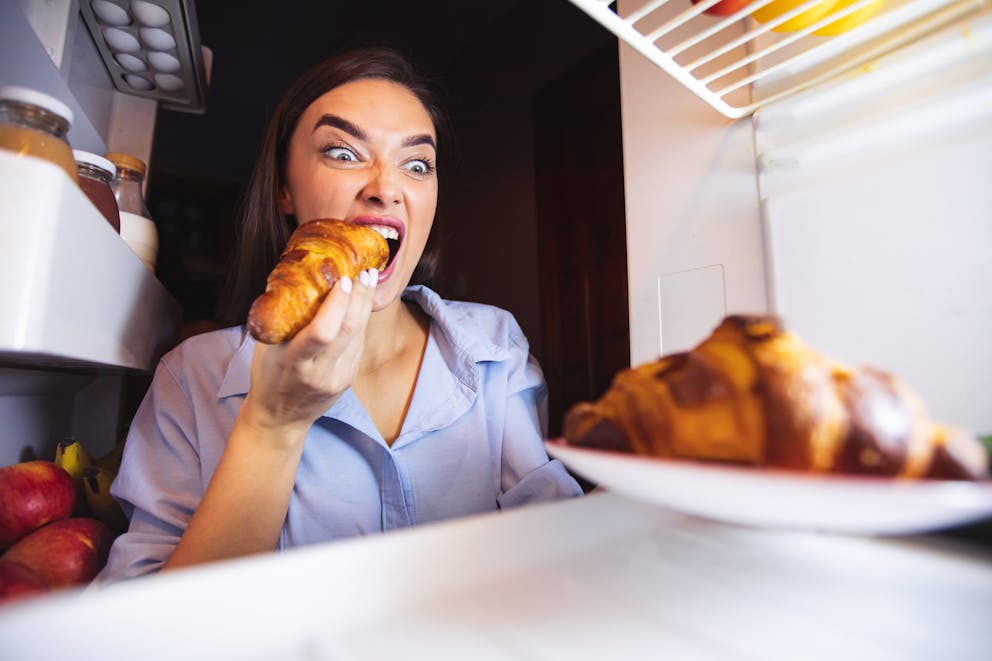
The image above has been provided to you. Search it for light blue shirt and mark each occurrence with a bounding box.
[100,285,582,582]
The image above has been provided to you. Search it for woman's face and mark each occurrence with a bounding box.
[280,78,438,310]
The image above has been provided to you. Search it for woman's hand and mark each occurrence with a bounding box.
[241,269,378,436]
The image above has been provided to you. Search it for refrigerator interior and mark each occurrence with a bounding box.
[0,3,990,654]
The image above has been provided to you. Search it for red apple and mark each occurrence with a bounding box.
[0,558,50,604]
[1,517,112,588]
[692,0,753,16]
[0,461,76,547]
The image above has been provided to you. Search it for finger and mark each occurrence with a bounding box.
[295,276,353,356]
[339,268,377,341]
[356,268,377,324]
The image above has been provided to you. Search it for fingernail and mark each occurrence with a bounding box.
[368,268,378,287]
[339,276,353,293]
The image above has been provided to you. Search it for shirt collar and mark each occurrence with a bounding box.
[402,285,511,364]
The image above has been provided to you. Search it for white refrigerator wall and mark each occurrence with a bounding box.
[617,0,992,433]
[616,1,769,367]
[755,12,992,433]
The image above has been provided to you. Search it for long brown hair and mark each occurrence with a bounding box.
[218,47,450,327]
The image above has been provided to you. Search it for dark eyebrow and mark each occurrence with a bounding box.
[403,134,437,152]
[313,113,436,152]
[312,114,366,140]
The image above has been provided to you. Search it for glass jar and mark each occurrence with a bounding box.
[74,150,121,233]
[106,152,158,271]
[0,85,78,183]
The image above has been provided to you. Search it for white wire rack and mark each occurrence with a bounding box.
[569,0,988,118]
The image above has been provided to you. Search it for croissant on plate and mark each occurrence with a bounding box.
[563,315,988,480]
[247,218,389,344]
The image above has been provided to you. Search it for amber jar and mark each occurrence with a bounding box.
[0,86,78,183]
[74,150,121,233]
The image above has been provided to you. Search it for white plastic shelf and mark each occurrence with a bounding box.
[1,492,989,661]
[0,152,181,372]
[570,0,988,117]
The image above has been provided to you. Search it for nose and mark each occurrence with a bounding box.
[361,163,401,207]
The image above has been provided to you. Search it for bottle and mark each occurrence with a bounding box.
[73,150,121,233]
[106,152,158,272]
[0,85,78,183]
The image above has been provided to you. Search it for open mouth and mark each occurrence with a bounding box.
[369,225,401,269]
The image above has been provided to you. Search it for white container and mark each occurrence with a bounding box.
[0,151,180,370]
[120,210,159,271]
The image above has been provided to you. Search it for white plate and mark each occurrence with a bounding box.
[545,439,992,535]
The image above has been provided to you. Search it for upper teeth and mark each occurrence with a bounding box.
[370,225,399,241]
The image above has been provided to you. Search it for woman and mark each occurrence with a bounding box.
[99,47,582,581]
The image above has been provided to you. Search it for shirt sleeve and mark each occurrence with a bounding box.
[497,335,583,509]
[95,358,205,585]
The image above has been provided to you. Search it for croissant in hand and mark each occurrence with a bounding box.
[563,315,988,480]
[247,219,389,344]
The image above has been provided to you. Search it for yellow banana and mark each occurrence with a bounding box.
[54,436,94,479]
[82,466,128,534]
[813,0,885,36]
[96,437,126,474]
[54,436,94,513]
[752,0,839,33]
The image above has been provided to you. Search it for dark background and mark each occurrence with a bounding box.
[146,0,630,435]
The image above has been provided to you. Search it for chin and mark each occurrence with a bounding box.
[371,280,403,312]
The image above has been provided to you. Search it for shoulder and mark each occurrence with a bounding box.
[405,286,528,361]
[156,325,247,390]
[162,325,244,367]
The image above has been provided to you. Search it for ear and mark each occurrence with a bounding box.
[278,185,295,215]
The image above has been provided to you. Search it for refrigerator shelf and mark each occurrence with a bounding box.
[0,152,180,373]
[569,0,987,117]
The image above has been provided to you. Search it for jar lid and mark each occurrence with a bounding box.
[73,150,117,177]
[0,85,74,126]
[105,152,146,176]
